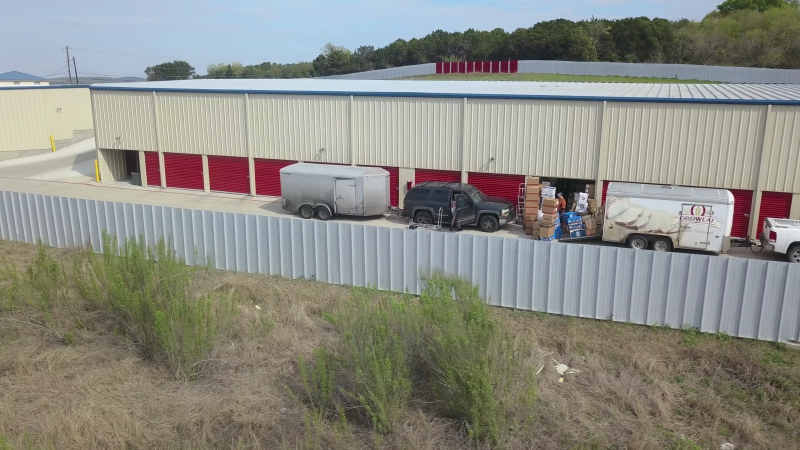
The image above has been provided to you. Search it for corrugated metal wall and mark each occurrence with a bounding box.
[248,95,349,163]
[517,60,800,84]
[352,97,462,170]
[465,99,600,178]
[0,87,92,153]
[92,91,157,151]
[323,63,436,80]
[601,103,766,190]
[1,190,798,343]
[97,148,127,182]
[323,60,800,84]
[155,92,246,157]
[759,106,800,193]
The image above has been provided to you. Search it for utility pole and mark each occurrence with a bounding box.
[66,46,72,84]
[72,56,79,84]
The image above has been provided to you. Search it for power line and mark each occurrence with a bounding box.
[0,48,63,59]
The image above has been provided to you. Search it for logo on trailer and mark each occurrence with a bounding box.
[689,205,707,216]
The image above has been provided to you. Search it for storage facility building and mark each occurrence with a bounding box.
[90,79,800,239]
[0,85,93,160]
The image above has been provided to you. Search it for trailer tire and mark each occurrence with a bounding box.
[299,205,314,219]
[628,235,648,250]
[414,210,433,225]
[787,244,800,263]
[316,206,331,221]
[652,237,672,252]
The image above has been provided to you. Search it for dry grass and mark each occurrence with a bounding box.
[1,240,798,449]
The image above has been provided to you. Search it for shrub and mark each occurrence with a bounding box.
[77,233,236,380]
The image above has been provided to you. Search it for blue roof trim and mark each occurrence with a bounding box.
[0,84,92,91]
[89,84,800,105]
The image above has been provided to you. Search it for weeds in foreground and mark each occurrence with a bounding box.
[75,233,237,380]
[296,275,536,444]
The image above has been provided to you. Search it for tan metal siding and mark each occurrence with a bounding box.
[155,92,246,157]
[44,88,93,140]
[92,91,157,151]
[352,96,461,170]
[98,148,127,182]
[601,103,765,190]
[0,89,48,152]
[248,95,349,163]
[759,106,800,193]
[465,99,600,177]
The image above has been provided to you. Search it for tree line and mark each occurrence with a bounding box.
[145,0,800,81]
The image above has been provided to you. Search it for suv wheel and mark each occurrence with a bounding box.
[787,245,800,263]
[414,210,433,225]
[479,215,499,233]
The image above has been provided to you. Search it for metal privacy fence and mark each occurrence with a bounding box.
[323,61,800,84]
[1,190,798,343]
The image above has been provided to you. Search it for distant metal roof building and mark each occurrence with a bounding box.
[90,79,800,105]
[0,71,45,81]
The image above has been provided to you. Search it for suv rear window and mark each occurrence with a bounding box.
[430,189,450,203]
[405,188,429,201]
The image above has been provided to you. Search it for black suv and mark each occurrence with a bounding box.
[403,181,514,232]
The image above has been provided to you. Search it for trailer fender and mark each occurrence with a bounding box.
[315,204,333,220]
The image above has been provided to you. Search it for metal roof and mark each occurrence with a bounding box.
[607,182,734,204]
[0,71,45,81]
[89,78,800,105]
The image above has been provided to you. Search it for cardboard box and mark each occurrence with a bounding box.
[541,205,558,215]
[540,213,559,225]
[541,186,556,198]
[585,227,597,236]
[540,223,556,238]
[542,197,559,207]
[582,217,597,229]
[542,181,551,187]
[569,229,587,239]
[525,176,540,186]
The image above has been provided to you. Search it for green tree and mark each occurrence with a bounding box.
[144,61,195,81]
[313,43,356,76]
[717,0,798,14]
[510,19,597,61]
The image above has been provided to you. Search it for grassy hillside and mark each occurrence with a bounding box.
[0,239,797,449]
[405,73,716,83]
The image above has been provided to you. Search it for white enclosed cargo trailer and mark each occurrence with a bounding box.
[603,182,734,253]
[279,163,390,220]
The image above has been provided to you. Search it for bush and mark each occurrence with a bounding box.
[77,233,236,380]
[296,276,535,444]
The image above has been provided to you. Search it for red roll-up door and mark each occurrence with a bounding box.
[254,159,295,197]
[163,153,204,190]
[467,172,525,206]
[758,191,792,232]
[144,151,160,187]
[415,169,461,185]
[365,165,399,207]
[727,189,753,239]
[208,155,250,194]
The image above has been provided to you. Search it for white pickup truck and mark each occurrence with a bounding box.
[761,218,800,263]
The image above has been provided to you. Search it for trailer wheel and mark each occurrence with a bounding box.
[652,237,672,252]
[414,210,433,225]
[787,244,800,263]
[628,235,648,250]
[316,206,331,221]
[299,205,314,219]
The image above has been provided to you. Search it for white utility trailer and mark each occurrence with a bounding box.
[602,182,734,253]
[279,163,390,220]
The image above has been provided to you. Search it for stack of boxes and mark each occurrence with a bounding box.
[522,176,540,238]
[539,197,562,241]
[561,212,586,238]
[583,217,598,236]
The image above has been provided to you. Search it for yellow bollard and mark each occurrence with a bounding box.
[94,160,100,183]
[50,135,56,152]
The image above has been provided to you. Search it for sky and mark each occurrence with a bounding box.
[0,0,722,79]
